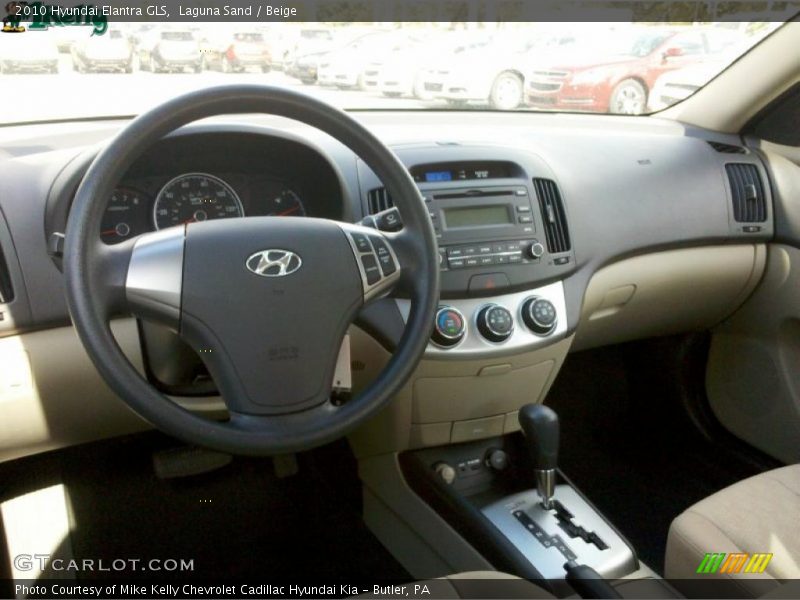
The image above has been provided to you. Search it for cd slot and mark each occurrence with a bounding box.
[433,189,516,200]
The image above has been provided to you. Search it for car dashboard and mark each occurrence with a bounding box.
[0,110,780,460]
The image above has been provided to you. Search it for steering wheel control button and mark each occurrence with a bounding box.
[342,225,402,302]
[360,254,381,285]
[369,235,397,277]
[522,297,558,335]
[432,306,466,348]
[351,232,372,253]
[477,304,514,343]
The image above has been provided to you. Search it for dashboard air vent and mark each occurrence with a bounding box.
[726,163,767,223]
[709,141,747,154]
[0,245,14,304]
[367,187,393,214]
[533,178,571,253]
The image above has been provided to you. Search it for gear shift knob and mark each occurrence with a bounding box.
[518,404,559,508]
[519,404,559,469]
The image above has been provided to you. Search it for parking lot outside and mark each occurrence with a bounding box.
[0,21,775,122]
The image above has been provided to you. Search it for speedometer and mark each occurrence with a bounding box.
[153,173,243,230]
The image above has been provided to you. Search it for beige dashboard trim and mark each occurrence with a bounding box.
[0,243,767,463]
[573,244,766,352]
[0,320,225,464]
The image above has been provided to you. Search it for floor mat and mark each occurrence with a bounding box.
[545,337,767,575]
[1,433,409,582]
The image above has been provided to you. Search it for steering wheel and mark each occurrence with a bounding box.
[63,85,439,455]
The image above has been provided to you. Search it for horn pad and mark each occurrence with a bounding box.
[180,217,363,415]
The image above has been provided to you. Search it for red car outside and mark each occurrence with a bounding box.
[526,27,739,114]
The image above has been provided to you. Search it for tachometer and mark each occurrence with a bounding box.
[265,189,306,217]
[153,173,243,230]
[100,187,149,245]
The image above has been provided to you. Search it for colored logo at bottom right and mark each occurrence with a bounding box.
[697,552,773,574]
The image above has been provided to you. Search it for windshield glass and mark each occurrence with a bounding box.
[0,19,785,123]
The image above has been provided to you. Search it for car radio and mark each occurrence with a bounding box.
[427,185,542,272]
[360,155,576,298]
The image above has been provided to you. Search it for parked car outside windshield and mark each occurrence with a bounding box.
[0,21,782,124]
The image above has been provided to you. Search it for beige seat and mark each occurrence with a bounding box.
[665,464,800,598]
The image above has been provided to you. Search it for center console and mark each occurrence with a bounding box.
[358,146,577,360]
[397,405,677,598]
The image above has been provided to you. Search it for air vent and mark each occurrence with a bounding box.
[709,141,747,154]
[533,178,571,254]
[726,163,767,223]
[367,187,393,214]
[0,245,14,304]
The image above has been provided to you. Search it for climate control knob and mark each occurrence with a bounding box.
[477,304,514,343]
[522,297,557,335]
[432,306,466,348]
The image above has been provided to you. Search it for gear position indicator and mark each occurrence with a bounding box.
[514,509,577,561]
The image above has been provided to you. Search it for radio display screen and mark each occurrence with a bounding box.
[424,171,453,182]
[444,205,512,228]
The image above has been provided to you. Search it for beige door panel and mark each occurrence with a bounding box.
[708,244,800,463]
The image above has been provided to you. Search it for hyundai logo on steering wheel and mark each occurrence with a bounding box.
[246,249,302,277]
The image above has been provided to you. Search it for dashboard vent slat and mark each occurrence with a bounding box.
[709,141,747,154]
[367,187,393,214]
[725,163,767,223]
[0,245,14,304]
[533,178,571,253]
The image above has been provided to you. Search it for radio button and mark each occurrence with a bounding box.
[449,258,466,269]
[528,242,545,259]
[448,247,464,258]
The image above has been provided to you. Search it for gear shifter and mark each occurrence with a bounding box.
[518,403,559,509]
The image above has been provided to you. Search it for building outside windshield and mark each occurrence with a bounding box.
[0,4,790,124]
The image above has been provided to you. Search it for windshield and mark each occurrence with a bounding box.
[0,19,785,124]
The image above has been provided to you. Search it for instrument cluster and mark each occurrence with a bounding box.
[100,171,307,245]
